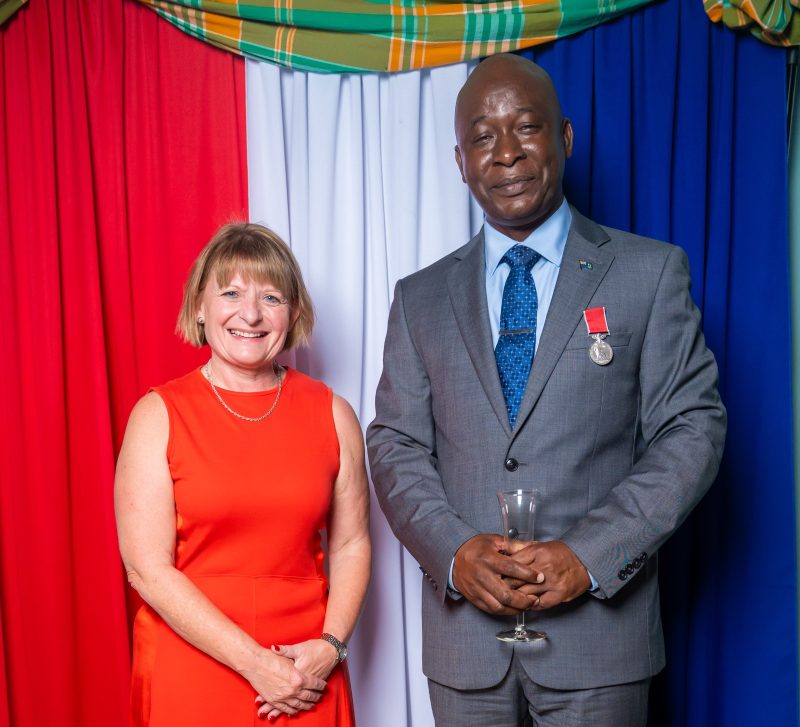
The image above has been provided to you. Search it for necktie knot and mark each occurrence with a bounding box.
[502,244,540,272]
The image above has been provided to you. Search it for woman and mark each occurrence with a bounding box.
[115,223,371,725]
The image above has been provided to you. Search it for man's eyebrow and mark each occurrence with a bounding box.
[470,106,538,125]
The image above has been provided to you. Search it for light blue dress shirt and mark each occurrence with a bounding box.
[448,199,598,595]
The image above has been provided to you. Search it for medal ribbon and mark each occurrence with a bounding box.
[583,307,610,336]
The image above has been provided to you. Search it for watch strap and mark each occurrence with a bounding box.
[320,632,347,662]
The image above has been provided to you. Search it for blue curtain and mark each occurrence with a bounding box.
[518,0,797,724]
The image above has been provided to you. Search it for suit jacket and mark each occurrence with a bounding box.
[366,208,726,690]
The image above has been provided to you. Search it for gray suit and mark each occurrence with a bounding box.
[367,208,726,691]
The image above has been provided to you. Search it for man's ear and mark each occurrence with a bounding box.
[454,145,467,183]
[562,118,574,160]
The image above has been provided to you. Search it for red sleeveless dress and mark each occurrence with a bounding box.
[130,367,356,726]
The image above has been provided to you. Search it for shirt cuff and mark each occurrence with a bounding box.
[447,558,463,600]
[588,570,599,592]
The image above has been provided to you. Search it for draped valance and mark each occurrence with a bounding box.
[132,0,659,73]
[704,0,798,46]
[3,1,796,54]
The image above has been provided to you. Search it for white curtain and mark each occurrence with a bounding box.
[246,60,481,726]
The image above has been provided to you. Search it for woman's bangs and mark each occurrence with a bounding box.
[210,248,294,299]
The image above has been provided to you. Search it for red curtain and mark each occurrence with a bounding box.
[0,1,247,725]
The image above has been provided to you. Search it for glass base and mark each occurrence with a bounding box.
[496,626,547,643]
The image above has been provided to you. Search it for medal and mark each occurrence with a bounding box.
[589,338,613,365]
[583,307,613,366]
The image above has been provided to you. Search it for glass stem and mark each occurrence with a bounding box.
[516,610,526,633]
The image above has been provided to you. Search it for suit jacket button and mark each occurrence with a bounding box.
[640,552,648,563]
[505,458,519,472]
[625,564,635,575]
[618,570,627,580]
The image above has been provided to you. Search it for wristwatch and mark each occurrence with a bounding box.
[320,632,348,663]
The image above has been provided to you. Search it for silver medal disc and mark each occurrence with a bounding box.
[589,338,614,366]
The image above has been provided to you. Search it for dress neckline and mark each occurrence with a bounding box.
[195,365,292,397]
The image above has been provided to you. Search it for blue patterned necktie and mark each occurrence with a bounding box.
[494,244,541,428]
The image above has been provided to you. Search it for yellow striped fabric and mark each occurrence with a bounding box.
[704,0,799,46]
[0,0,27,26]
[134,0,660,73]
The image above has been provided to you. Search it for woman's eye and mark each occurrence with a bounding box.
[221,290,239,298]
[264,294,281,305]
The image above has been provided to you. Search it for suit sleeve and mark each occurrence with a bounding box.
[561,245,727,598]
[366,280,479,604]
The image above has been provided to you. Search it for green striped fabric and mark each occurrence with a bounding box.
[0,0,27,26]
[134,0,659,73]
[704,0,799,45]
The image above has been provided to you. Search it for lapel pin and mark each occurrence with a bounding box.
[579,260,594,270]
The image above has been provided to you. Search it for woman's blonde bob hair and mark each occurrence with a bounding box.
[176,223,314,351]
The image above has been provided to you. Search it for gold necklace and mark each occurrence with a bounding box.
[204,362,283,422]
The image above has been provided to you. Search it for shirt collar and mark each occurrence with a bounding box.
[484,198,572,277]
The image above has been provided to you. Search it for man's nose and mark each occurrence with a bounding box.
[494,132,525,165]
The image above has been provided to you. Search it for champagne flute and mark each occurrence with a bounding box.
[495,489,547,642]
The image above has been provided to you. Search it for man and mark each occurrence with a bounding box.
[366,54,725,726]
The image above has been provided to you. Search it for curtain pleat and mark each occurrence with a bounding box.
[0,1,247,725]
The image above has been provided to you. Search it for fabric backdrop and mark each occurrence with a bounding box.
[246,0,797,723]
[0,2,247,725]
[1,0,795,725]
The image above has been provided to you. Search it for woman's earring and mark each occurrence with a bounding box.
[198,317,205,325]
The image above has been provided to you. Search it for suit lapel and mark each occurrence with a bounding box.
[512,209,615,436]
[447,230,513,437]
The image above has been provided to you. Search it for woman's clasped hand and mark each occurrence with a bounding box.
[252,640,341,720]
